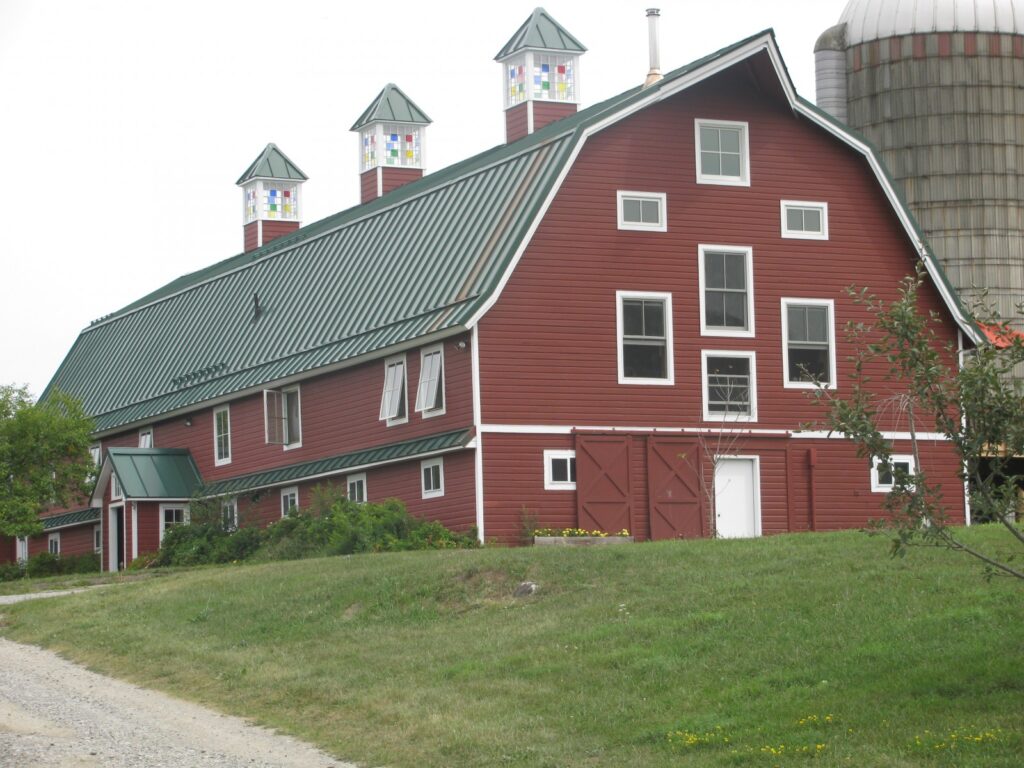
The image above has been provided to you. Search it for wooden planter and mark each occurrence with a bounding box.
[533,536,634,547]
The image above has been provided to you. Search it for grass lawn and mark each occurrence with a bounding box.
[2,526,1021,767]
[0,568,167,597]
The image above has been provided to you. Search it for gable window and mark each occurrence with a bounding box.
[379,355,408,425]
[617,191,667,232]
[48,532,60,555]
[214,406,232,466]
[264,385,301,448]
[616,291,674,385]
[222,497,238,531]
[871,455,916,492]
[415,345,445,417]
[696,119,749,186]
[781,201,828,240]
[782,299,836,388]
[110,471,123,501]
[93,524,102,553]
[138,427,153,448]
[702,351,757,422]
[347,473,367,503]
[544,450,577,490]
[699,245,754,337]
[421,458,444,499]
[159,505,189,543]
[280,487,299,517]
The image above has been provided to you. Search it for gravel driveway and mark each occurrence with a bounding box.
[0,628,354,767]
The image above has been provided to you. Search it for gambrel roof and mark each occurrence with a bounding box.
[44,30,979,435]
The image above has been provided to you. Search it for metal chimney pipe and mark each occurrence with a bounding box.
[644,8,663,87]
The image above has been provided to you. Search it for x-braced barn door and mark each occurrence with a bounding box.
[575,435,632,534]
[647,438,705,540]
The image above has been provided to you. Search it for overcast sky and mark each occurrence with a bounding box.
[0,0,848,397]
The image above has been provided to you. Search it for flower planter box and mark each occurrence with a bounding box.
[533,536,634,547]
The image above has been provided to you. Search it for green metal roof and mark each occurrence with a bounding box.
[495,7,587,60]
[201,428,471,496]
[42,507,100,530]
[108,448,202,499]
[350,83,432,131]
[43,29,975,433]
[236,143,308,185]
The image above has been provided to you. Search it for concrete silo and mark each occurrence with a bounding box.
[815,0,1024,330]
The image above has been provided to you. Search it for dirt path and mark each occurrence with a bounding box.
[0,637,355,767]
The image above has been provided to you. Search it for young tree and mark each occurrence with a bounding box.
[0,385,96,538]
[814,268,1024,580]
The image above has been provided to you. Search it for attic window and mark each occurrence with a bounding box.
[781,201,829,240]
[379,355,408,425]
[264,385,301,448]
[617,192,666,231]
[696,119,750,186]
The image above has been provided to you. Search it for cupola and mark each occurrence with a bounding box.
[350,83,432,204]
[495,7,586,143]
[236,144,308,253]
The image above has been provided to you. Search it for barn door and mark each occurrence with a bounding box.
[647,438,705,539]
[575,435,632,534]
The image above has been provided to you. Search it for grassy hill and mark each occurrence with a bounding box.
[2,526,1021,767]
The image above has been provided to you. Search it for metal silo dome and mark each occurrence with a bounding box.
[839,0,1024,45]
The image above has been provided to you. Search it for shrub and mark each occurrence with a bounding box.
[25,551,61,578]
[60,552,100,574]
[0,561,24,581]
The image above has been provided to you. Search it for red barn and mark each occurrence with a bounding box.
[11,11,980,568]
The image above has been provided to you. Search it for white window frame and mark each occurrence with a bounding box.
[543,449,577,490]
[110,471,123,501]
[698,244,755,338]
[421,458,445,499]
[47,532,60,556]
[781,298,837,390]
[347,473,367,503]
[616,290,674,386]
[263,385,302,449]
[138,427,153,448]
[93,524,102,553]
[415,345,446,417]
[213,405,232,466]
[871,455,917,493]
[280,486,299,517]
[616,191,667,232]
[781,200,829,240]
[89,443,101,467]
[701,350,758,422]
[158,504,189,544]
[695,118,750,186]
[222,497,238,531]
[16,536,28,563]
[379,354,409,425]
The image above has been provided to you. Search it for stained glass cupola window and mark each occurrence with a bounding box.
[495,7,586,143]
[350,84,432,205]
[236,144,308,254]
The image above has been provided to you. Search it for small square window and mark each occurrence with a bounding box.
[280,487,299,517]
[347,473,367,503]
[781,201,828,240]
[421,458,444,499]
[617,291,674,385]
[696,119,750,186]
[871,455,916,492]
[702,352,757,421]
[159,505,189,543]
[617,191,666,232]
[544,450,577,490]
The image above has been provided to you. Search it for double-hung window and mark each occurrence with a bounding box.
[871,455,916,492]
[543,450,577,490]
[415,345,445,417]
[48,532,60,556]
[159,505,189,543]
[699,245,754,337]
[421,458,444,499]
[280,487,299,516]
[221,497,238,531]
[264,385,301,448]
[782,299,836,388]
[347,473,367,503]
[781,201,828,240]
[616,291,673,385]
[379,355,408,425]
[214,405,231,465]
[695,119,750,186]
[617,191,666,232]
[701,351,757,421]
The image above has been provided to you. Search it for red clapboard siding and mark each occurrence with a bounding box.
[244,221,259,253]
[381,168,423,197]
[136,502,161,557]
[533,101,577,132]
[477,63,961,434]
[262,220,300,246]
[360,169,378,205]
[505,104,529,143]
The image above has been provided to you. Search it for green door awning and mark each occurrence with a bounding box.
[104,448,202,500]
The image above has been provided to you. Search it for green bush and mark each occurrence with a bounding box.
[25,551,61,578]
[61,552,100,574]
[0,561,24,581]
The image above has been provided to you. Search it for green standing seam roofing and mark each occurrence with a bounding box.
[236,143,309,185]
[42,507,101,530]
[43,29,974,434]
[201,428,472,496]
[350,84,432,131]
[495,7,587,60]
[107,448,203,499]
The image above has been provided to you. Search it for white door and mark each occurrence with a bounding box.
[714,457,760,538]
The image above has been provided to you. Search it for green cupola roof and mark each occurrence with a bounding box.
[235,143,308,186]
[495,7,587,60]
[350,83,432,131]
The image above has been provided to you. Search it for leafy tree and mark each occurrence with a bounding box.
[814,268,1024,581]
[0,385,95,538]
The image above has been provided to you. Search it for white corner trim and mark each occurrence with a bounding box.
[472,325,485,543]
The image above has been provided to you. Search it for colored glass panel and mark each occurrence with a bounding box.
[260,182,299,221]
[533,54,575,101]
[506,56,529,107]
[382,123,422,167]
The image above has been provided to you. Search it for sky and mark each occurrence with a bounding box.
[0,0,848,397]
